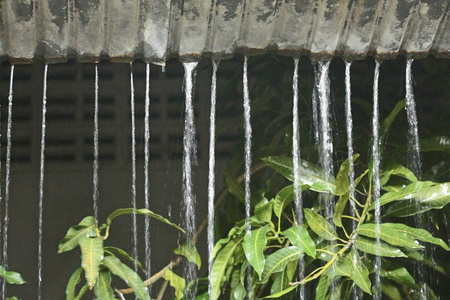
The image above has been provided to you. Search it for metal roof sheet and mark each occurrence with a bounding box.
[1,0,449,64]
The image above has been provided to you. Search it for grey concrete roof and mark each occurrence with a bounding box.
[1,0,449,64]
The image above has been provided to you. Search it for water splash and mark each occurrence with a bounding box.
[316,62,334,216]
[372,61,382,300]
[144,63,151,280]
[129,63,139,274]
[1,65,14,299]
[37,64,48,300]
[243,57,253,298]
[208,60,219,297]
[292,58,305,300]
[405,59,422,179]
[182,62,199,298]
[93,64,99,220]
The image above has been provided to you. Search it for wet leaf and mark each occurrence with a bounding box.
[243,226,269,280]
[381,282,403,300]
[356,223,423,249]
[354,237,406,257]
[261,246,302,283]
[335,154,360,196]
[255,201,273,223]
[93,270,115,299]
[346,248,371,294]
[282,225,316,257]
[370,181,436,209]
[79,236,103,288]
[174,242,202,270]
[315,275,330,300]
[106,208,184,232]
[304,208,338,241]
[380,100,405,147]
[381,267,418,289]
[262,285,296,298]
[270,261,297,294]
[380,162,418,185]
[333,193,349,228]
[102,254,150,300]
[263,156,336,194]
[164,269,185,300]
[66,267,83,300]
[0,266,26,285]
[104,246,145,272]
[58,216,97,253]
[210,237,244,300]
[272,185,294,218]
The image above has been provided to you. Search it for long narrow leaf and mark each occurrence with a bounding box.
[79,236,103,287]
[282,225,316,257]
[243,226,269,280]
[304,208,338,241]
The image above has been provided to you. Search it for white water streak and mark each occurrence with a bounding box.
[37,64,48,300]
[182,62,198,298]
[317,62,334,217]
[208,60,219,297]
[312,63,320,148]
[1,65,14,299]
[292,58,305,300]
[144,63,151,279]
[372,61,382,300]
[93,65,99,220]
[405,59,422,179]
[243,57,253,298]
[130,64,138,274]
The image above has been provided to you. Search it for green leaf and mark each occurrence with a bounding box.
[381,267,418,289]
[403,250,447,275]
[79,236,103,287]
[346,248,371,294]
[66,267,83,300]
[354,237,406,257]
[420,136,450,153]
[384,183,450,217]
[58,216,97,253]
[0,267,26,285]
[380,223,449,251]
[272,185,294,218]
[370,181,436,209]
[262,285,296,298]
[263,156,336,194]
[74,284,88,300]
[315,276,330,300]
[356,223,423,249]
[270,262,294,294]
[164,269,186,300]
[335,154,360,196]
[102,254,150,300]
[380,100,405,148]
[380,162,418,185]
[93,270,115,299]
[255,201,273,223]
[243,226,269,280]
[261,246,302,283]
[225,172,245,202]
[333,193,349,228]
[282,225,316,257]
[381,282,403,300]
[232,283,246,300]
[174,242,202,270]
[104,246,145,272]
[304,208,338,241]
[106,208,184,232]
[210,237,244,300]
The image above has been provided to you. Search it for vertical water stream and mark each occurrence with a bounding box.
[182,62,199,298]
[144,63,151,280]
[292,58,305,300]
[37,64,48,300]
[93,65,99,220]
[130,63,138,274]
[208,60,219,297]
[372,61,382,300]
[1,65,14,299]
[243,57,253,298]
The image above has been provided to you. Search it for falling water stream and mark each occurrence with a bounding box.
[312,63,320,148]
[406,59,427,297]
[316,62,334,216]
[2,65,14,299]
[130,64,139,274]
[243,57,253,298]
[372,61,382,300]
[182,62,199,298]
[93,65,99,220]
[37,64,48,300]
[144,63,151,280]
[208,60,219,297]
[292,58,305,300]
